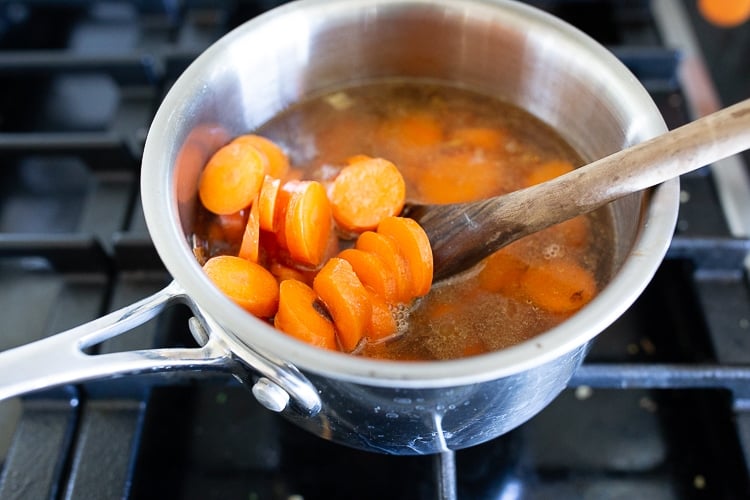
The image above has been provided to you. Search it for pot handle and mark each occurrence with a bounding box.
[0,281,231,401]
[0,281,322,417]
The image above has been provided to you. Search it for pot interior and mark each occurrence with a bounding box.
[142,0,678,384]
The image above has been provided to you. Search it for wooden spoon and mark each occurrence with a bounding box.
[404,98,750,281]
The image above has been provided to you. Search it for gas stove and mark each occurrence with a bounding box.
[0,1,749,499]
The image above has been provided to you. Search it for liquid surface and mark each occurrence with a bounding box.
[194,80,614,360]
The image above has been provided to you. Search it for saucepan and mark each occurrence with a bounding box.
[0,0,679,454]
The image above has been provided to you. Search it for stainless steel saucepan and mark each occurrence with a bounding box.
[0,0,679,454]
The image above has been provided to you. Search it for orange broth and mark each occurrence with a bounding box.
[191,80,614,360]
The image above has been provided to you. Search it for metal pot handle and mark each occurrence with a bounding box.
[0,281,322,417]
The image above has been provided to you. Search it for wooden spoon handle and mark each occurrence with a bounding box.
[527,96,750,224]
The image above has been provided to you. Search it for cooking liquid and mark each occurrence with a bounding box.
[193,80,614,360]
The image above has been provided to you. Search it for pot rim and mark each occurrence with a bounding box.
[141,0,680,388]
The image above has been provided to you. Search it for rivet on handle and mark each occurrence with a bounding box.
[252,377,291,412]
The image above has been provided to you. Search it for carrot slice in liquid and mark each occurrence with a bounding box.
[202,255,279,318]
[313,257,372,351]
[274,180,303,249]
[231,134,290,179]
[520,259,597,314]
[450,127,505,151]
[284,180,333,266]
[329,157,406,233]
[198,141,265,215]
[477,249,528,297]
[257,175,281,232]
[524,159,575,187]
[238,195,261,262]
[364,288,398,342]
[275,279,337,350]
[376,216,433,298]
[355,231,411,303]
[379,112,444,148]
[338,247,398,304]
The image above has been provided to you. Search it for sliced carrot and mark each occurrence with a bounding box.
[337,248,398,304]
[202,255,279,318]
[284,180,333,266]
[274,180,304,249]
[450,127,505,151]
[238,195,261,262]
[520,259,597,314]
[546,215,590,248]
[313,258,372,351]
[379,112,444,148]
[365,288,398,342]
[376,216,433,297]
[355,231,411,303]
[424,298,460,320]
[417,151,501,204]
[257,175,282,232]
[269,261,311,285]
[524,159,575,187]
[346,154,373,165]
[329,157,406,233]
[477,249,528,296]
[274,279,337,350]
[198,141,265,214]
[231,134,290,179]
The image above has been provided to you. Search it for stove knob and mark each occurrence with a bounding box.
[252,376,290,412]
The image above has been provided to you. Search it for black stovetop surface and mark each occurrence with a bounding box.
[0,1,749,499]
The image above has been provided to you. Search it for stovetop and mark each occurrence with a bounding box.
[0,1,749,499]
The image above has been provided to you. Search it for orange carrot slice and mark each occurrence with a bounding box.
[477,249,528,296]
[520,259,597,314]
[450,127,505,151]
[313,257,372,351]
[284,180,333,266]
[202,255,279,317]
[238,195,261,262]
[274,180,304,249]
[546,215,590,248]
[364,288,398,342]
[376,216,433,297]
[355,231,411,303]
[525,159,575,187]
[274,279,337,350]
[346,154,373,165]
[417,151,500,204]
[231,134,290,179]
[380,112,444,148]
[198,141,265,214]
[257,175,281,232]
[337,248,398,304]
[269,261,311,285]
[329,157,406,233]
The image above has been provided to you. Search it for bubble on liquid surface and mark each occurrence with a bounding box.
[542,243,563,259]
